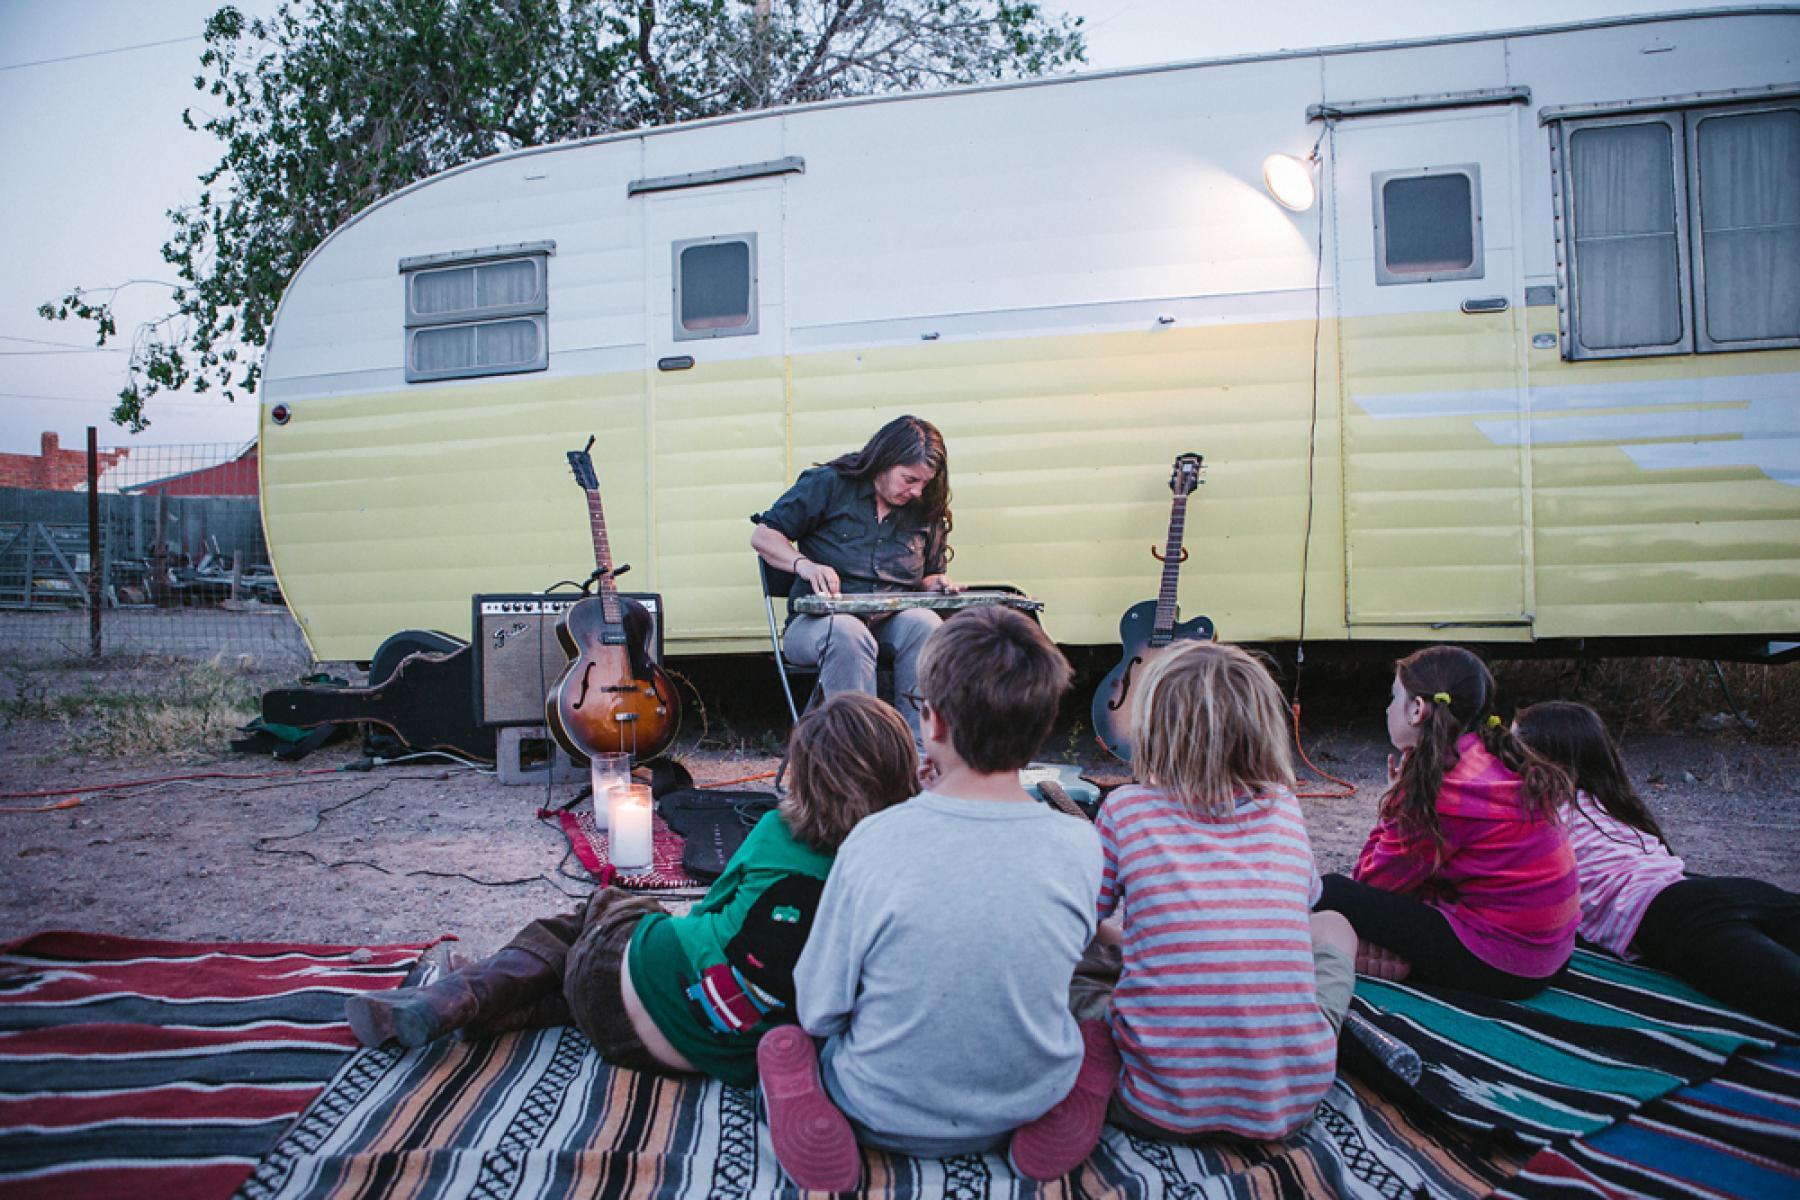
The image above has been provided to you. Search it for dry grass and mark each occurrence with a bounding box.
[1494,657,1800,742]
[0,655,271,761]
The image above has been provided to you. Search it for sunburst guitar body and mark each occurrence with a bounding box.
[544,444,680,763]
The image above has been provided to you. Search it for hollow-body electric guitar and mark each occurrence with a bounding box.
[545,444,680,763]
[1092,453,1214,761]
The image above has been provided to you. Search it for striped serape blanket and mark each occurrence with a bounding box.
[1348,948,1792,1144]
[0,931,429,1200]
[237,1026,1525,1200]
[1493,1042,1800,1200]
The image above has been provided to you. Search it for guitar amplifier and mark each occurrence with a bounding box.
[471,592,665,727]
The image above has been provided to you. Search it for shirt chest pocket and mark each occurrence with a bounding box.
[876,526,928,579]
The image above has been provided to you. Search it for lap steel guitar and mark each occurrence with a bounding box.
[792,589,1044,616]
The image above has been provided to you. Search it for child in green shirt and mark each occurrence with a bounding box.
[346,692,916,1085]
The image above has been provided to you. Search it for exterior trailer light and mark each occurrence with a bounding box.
[1262,153,1316,211]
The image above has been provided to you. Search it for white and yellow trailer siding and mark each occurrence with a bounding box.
[258,8,1800,662]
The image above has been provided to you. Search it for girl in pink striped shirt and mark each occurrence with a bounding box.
[1316,646,1580,1000]
[1077,641,1359,1141]
[1515,701,1799,1032]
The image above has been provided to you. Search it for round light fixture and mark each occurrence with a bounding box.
[1262,153,1316,212]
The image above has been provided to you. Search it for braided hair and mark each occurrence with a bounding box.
[1386,646,1570,864]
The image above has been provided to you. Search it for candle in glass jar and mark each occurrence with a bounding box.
[608,783,655,871]
[588,753,630,831]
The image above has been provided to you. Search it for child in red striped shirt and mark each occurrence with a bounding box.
[1076,640,1358,1140]
[1316,646,1580,999]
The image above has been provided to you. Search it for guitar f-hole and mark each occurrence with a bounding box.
[573,663,597,709]
[1106,655,1144,712]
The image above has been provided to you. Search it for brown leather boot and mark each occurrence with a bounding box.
[462,989,573,1038]
[345,947,559,1048]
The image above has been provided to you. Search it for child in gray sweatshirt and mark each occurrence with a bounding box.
[757,607,1113,1189]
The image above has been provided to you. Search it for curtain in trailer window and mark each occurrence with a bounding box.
[1571,122,1682,350]
[413,267,477,316]
[412,259,540,318]
[413,319,540,374]
[1697,109,1800,344]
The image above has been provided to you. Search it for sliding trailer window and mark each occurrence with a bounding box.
[1554,102,1799,359]
[400,243,552,382]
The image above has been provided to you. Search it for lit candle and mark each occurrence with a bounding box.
[588,753,630,831]
[608,783,655,871]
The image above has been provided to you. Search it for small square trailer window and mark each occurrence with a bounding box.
[1372,165,1484,284]
[673,234,758,340]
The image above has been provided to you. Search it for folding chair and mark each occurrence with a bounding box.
[757,556,895,726]
[758,557,814,725]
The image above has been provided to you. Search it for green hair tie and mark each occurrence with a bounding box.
[1432,691,1452,706]
[1487,715,1503,728]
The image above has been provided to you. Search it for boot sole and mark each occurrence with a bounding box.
[345,993,439,1048]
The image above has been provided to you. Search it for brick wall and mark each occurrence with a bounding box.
[0,433,130,491]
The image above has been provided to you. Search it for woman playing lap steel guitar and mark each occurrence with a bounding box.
[750,415,959,749]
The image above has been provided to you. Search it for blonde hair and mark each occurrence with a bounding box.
[1129,640,1294,817]
[781,692,918,852]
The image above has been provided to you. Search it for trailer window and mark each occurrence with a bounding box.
[1372,166,1483,284]
[1555,102,1798,359]
[400,246,550,382]
[673,234,758,340]
[1694,108,1800,347]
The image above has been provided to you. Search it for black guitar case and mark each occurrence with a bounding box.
[261,630,497,762]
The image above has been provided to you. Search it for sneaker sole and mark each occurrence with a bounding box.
[756,1026,861,1192]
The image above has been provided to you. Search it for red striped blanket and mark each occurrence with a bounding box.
[0,931,430,1200]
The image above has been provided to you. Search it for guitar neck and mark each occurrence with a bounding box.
[585,489,623,627]
[1152,495,1188,639]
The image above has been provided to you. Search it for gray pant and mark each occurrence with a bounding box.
[781,608,941,746]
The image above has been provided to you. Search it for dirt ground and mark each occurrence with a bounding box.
[2,654,1797,958]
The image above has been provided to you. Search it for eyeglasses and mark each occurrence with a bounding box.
[901,690,928,711]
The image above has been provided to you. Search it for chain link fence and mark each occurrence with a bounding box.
[0,439,311,667]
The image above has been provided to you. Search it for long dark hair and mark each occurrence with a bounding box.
[1514,700,1669,849]
[1386,646,1569,862]
[825,415,952,534]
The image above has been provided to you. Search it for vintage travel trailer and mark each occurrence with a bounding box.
[258,7,1800,663]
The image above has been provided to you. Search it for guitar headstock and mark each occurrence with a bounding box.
[567,437,599,491]
[1169,453,1205,497]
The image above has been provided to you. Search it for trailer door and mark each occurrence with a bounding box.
[641,179,788,644]
[1331,108,1532,631]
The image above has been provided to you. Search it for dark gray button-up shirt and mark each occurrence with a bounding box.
[754,466,949,608]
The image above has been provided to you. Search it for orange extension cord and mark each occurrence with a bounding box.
[1290,702,1357,799]
[0,767,346,810]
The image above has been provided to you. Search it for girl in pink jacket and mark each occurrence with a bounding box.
[1316,646,1579,999]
